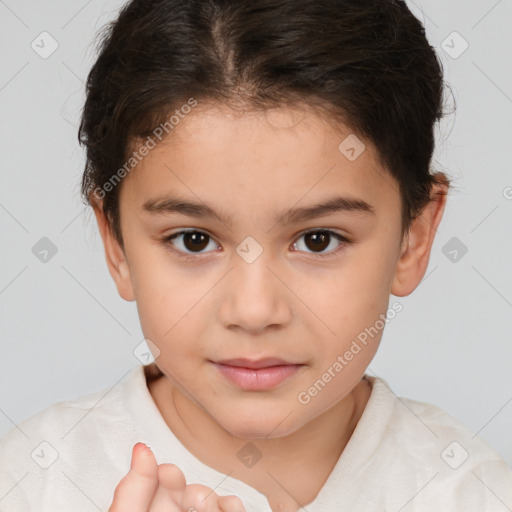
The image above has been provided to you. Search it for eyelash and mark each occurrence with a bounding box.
[161,228,351,260]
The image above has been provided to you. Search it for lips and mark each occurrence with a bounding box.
[211,359,304,390]
[213,357,296,369]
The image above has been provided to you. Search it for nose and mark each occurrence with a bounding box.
[218,254,292,334]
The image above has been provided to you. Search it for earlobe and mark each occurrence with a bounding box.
[391,183,448,297]
[91,200,135,302]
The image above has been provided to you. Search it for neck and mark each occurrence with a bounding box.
[148,375,372,510]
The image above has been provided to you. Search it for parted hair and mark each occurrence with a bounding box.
[79,0,452,249]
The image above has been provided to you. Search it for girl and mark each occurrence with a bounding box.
[1,1,511,511]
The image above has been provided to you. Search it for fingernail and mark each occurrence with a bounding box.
[131,443,148,469]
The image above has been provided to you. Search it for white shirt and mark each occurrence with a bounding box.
[0,365,511,511]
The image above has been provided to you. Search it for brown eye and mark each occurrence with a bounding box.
[165,230,219,255]
[292,229,348,257]
[304,231,331,252]
[182,232,209,252]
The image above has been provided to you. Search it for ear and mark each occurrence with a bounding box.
[91,200,135,302]
[391,182,448,297]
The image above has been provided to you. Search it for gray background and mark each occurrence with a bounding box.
[1,0,511,468]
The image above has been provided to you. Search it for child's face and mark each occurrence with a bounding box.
[97,103,434,438]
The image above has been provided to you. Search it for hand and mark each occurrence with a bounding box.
[108,442,247,512]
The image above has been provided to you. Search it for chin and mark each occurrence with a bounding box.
[216,408,304,440]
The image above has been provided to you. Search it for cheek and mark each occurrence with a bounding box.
[305,243,397,361]
[128,252,208,351]
[317,250,394,322]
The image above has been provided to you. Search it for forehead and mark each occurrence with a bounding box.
[120,103,400,222]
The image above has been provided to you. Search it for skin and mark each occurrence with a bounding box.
[94,103,447,512]
[109,441,246,511]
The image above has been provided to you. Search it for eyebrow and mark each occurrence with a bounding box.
[142,194,375,227]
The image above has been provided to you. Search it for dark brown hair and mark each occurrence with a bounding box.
[79,0,453,249]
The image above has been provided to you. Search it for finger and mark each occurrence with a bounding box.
[217,495,246,512]
[108,443,159,512]
[147,463,187,512]
[182,483,222,512]
[158,463,187,491]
